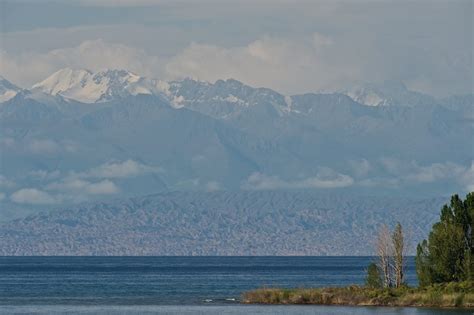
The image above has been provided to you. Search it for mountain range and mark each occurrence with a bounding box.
[0,68,472,254]
[1,68,473,220]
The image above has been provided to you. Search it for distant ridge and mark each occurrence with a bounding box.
[5,67,454,108]
[0,191,447,255]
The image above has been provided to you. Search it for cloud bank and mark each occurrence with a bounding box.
[85,159,162,179]
[11,188,57,205]
[0,40,164,87]
[242,160,474,192]
[2,27,471,97]
[6,159,162,205]
[243,169,355,190]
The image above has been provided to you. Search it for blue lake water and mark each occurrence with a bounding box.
[0,256,470,314]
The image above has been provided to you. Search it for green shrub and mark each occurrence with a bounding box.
[365,263,382,288]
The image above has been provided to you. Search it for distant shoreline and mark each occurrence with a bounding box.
[242,283,474,308]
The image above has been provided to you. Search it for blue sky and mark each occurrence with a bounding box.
[0,0,472,96]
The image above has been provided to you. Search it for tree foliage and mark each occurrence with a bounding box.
[365,262,382,288]
[416,193,474,286]
[392,222,404,287]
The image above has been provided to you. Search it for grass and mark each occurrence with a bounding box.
[242,281,474,308]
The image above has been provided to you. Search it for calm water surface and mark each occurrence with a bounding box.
[0,257,470,314]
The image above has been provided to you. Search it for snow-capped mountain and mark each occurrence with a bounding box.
[28,68,447,110]
[0,69,472,224]
[31,68,167,103]
[165,78,293,118]
[30,68,293,115]
[344,84,389,107]
[342,81,437,107]
[0,76,21,103]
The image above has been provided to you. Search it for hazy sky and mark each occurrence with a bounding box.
[0,0,472,96]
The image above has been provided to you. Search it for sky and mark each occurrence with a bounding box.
[0,0,472,97]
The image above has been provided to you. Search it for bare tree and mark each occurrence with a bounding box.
[376,224,393,288]
[392,222,404,288]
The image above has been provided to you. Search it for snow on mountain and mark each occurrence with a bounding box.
[166,78,293,118]
[344,84,388,107]
[31,68,167,104]
[342,81,437,107]
[22,69,447,110]
[0,76,21,103]
[0,70,473,224]
[29,68,441,112]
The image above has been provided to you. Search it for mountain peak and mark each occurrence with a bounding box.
[31,68,157,103]
[0,76,22,103]
[342,80,435,107]
[94,69,141,82]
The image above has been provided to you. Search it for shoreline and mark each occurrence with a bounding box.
[242,283,474,309]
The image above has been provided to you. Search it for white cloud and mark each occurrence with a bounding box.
[8,138,78,156]
[1,1,470,96]
[358,177,400,188]
[23,160,159,203]
[205,181,221,192]
[62,140,79,153]
[0,175,15,188]
[0,137,15,147]
[11,188,57,205]
[243,169,354,190]
[379,157,404,175]
[406,162,466,183]
[47,178,119,195]
[1,23,471,97]
[29,170,61,181]
[0,39,164,87]
[461,162,474,192]
[28,139,60,155]
[84,180,119,195]
[349,159,371,177]
[373,159,474,192]
[165,34,361,94]
[85,159,162,178]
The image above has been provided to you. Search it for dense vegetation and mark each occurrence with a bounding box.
[243,281,474,307]
[244,192,474,308]
[416,193,473,286]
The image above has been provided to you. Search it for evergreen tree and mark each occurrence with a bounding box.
[415,192,474,286]
[365,262,382,289]
[415,240,432,287]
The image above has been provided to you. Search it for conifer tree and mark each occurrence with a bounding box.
[365,262,382,289]
[415,192,474,285]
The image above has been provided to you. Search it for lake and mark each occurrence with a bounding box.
[0,256,470,314]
